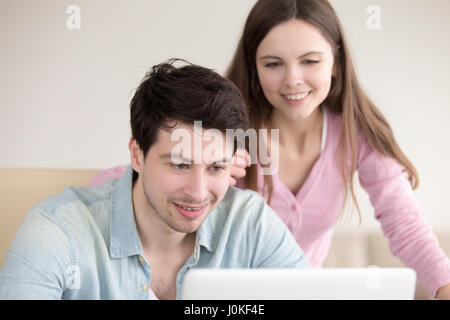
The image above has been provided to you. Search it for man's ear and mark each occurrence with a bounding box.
[129,137,144,174]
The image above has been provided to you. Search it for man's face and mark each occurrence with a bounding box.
[131,121,233,235]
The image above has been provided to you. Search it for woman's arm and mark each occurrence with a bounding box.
[357,136,450,299]
[88,165,128,186]
[436,283,450,300]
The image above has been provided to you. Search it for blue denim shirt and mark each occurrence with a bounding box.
[0,166,309,299]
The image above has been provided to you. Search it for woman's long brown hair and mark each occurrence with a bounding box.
[226,0,419,221]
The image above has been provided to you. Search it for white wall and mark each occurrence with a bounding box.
[330,0,450,232]
[1,0,449,231]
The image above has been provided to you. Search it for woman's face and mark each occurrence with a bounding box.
[255,19,336,121]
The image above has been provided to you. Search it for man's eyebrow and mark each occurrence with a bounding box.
[210,157,233,164]
[259,51,324,60]
[160,153,193,163]
[159,153,232,164]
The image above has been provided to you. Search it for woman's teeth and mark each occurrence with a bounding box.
[284,92,309,100]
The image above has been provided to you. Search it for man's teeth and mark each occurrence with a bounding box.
[177,204,201,211]
[285,92,309,100]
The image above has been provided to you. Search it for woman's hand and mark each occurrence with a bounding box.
[229,149,251,186]
[436,283,450,300]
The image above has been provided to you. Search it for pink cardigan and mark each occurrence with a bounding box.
[89,108,450,297]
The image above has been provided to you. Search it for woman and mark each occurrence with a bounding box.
[90,0,450,298]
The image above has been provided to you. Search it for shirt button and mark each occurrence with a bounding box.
[142,284,148,292]
[138,256,144,263]
[291,203,300,211]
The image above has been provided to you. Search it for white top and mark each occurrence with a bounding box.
[148,287,159,300]
[320,105,327,154]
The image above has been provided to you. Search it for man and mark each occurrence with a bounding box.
[0,60,309,299]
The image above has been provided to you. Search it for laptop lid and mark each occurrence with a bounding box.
[181,268,416,300]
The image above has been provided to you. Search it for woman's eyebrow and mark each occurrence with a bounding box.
[259,51,324,60]
[259,55,282,60]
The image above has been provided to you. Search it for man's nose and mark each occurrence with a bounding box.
[183,171,209,204]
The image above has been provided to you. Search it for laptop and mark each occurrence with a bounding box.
[181,268,417,300]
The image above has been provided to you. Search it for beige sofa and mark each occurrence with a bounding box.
[1,169,449,299]
[323,231,450,299]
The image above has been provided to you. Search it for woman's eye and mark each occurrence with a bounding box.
[304,60,320,65]
[264,62,282,68]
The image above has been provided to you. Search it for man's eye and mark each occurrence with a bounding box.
[172,163,188,170]
[210,165,225,172]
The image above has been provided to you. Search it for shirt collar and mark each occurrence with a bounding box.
[195,210,216,253]
[110,165,143,259]
[195,189,234,254]
[109,165,218,259]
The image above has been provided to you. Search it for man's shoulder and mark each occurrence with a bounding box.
[29,180,116,224]
[210,186,278,228]
[219,186,268,213]
[10,181,117,262]
[200,187,309,269]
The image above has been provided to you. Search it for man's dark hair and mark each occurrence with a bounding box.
[130,59,249,160]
